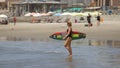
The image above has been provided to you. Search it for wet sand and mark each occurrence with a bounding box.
[0,41,120,68]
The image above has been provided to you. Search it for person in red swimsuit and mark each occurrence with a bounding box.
[13,16,16,25]
[63,21,72,56]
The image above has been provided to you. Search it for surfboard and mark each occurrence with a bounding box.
[49,31,86,40]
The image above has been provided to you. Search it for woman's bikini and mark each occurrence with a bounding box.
[67,28,72,38]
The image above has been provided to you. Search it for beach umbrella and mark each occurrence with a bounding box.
[24,13,32,16]
[33,13,41,17]
[82,12,92,16]
[0,14,8,18]
[40,13,50,16]
[61,12,71,16]
[78,13,84,16]
[48,11,54,14]
[70,12,83,16]
[54,13,62,16]
[70,13,80,16]
[92,11,102,16]
[47,11,55,16]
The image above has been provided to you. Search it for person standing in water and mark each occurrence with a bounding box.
[63,21,72,56]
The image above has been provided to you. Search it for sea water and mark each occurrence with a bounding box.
[0,38,120,68]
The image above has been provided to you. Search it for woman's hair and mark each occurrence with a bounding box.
[67,21,72,27]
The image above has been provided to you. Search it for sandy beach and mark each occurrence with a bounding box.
[0,16,120,41]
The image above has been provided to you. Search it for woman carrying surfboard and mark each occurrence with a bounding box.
[63,21,72,56]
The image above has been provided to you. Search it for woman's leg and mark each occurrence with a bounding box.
[67,38,72,56]
[64,37,72,56]
[64,38,69,48]
[64,38,69,51]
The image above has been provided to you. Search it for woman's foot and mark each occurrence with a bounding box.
[68,54,72,57]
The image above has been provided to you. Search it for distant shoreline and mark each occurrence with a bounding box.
[7,15,120,23]
[0,20,120,41]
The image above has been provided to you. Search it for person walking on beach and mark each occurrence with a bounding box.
[63,21,72,56]
[13,16,16,25]
[96,14,101,26]
[11,16,17,30]
[87,14,92,27]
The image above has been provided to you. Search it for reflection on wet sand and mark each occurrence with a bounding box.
[0,36,120,48]
[66,56,75,68]
[66,56,73,62]
[0,39,120,68]
[0,36,51,42]
[75,39,120,48]
[88,40,120,48]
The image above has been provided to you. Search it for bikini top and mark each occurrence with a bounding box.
[67,28,72,38]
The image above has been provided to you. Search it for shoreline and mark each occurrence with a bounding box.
[0,21,120,41]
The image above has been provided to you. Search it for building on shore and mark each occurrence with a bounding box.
[0,0,24,13]
[6,0,23,10]
[8,0,98,16]
[10,0,67,16]
[93,0,120,10]
[0,0,7,10]
[7,0,120,16]
[61,0,92,7]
